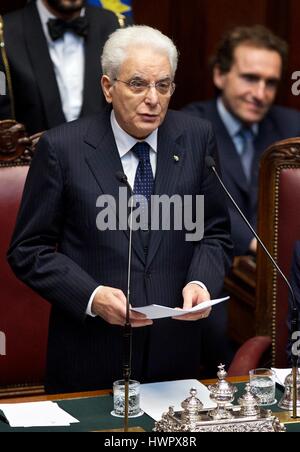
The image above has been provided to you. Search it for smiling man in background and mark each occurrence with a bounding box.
[184,25,300,257]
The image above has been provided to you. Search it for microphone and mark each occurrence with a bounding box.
[115,171,134,431]
[206,155,299,418]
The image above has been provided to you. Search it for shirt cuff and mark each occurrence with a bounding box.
[188,280,209,293]
[86,285,103,317]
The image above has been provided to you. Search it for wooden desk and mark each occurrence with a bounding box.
[0,377,246,404]
[0,388,110,404]
[1,378,299,432]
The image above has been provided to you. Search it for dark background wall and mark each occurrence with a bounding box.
[1,0,299,110]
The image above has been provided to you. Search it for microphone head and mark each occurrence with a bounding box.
[205,156,216,169]
[205,155,216,169]
[115,171,128,184]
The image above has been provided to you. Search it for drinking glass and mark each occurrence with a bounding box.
[112,379,143,417]
[249,368,276,405]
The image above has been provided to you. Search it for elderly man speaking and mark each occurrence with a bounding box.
[8,26,232,393]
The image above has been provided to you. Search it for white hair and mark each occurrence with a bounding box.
[101,25,178,80]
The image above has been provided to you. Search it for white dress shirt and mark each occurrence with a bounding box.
[36,0,85,122]
[86,111,208,316]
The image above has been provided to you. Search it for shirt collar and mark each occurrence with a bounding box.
[36,0,85,44]
[217,97,258,138]
[110,110,158,158]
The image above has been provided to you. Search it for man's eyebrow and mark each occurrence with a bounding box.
[130,74,146,79]
[240,72,280,81]
[129,74,172,80]
[240,73,261,78]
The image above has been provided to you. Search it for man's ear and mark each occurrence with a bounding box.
[213,65,226,91]
[101,75,113,103]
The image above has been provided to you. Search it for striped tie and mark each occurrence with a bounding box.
[238,128,255,181]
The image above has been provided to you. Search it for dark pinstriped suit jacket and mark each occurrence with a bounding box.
[183,100,300,256]
[8,109,232,393]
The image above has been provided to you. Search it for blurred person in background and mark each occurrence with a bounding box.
[0,0,131,134]
[184,25,300,257]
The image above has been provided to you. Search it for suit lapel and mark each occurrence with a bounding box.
[81,7,106,116]
[23,3,65,128]
[249,116,281,212]
[210,104,249,196]
[255,116,281,154]
[84,112,146,265]
[146,116,185,269]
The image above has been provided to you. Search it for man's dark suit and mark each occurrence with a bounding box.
[183,100,300,256]
[8,109,232,393]
[0,1,124,135]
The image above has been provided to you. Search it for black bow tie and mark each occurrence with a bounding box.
[47,16,89,41]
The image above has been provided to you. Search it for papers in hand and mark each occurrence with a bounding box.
[0,401,79,428]
[131,296,229,320]
[140,379,216,421]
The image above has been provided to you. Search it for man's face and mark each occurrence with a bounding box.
[101,47,173,139]
[213,44,282,125]
[44,0,85,14]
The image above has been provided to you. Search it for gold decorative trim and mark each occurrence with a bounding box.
[273,411,300,425]
[271,167,280,366]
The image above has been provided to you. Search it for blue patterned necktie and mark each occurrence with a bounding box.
[132,142,154,202]
[132,142,153,234]
[238,127,255,182]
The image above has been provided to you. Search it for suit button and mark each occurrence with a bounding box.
[144,271,151,280]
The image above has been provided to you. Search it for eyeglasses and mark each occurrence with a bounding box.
[114,78,176,96]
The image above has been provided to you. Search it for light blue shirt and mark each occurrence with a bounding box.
[36,0,85,122]
[217,98,258,155]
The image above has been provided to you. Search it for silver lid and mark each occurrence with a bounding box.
[181,388,203,424]
[238,383,260,417]
[208,364,238,402]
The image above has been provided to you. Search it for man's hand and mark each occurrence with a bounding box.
[249,237,257,254]
[91,286,153,327]
[173,283,211,321]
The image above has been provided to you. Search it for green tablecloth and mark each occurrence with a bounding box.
[0,383,298,432]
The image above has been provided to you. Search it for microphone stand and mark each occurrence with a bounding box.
[115,172,134,432]
[206,156,299,418]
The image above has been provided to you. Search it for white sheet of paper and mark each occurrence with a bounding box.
[131,296,229,320]
[0,401,79,427]
[140,379,216,421]
[272,368,295,386]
